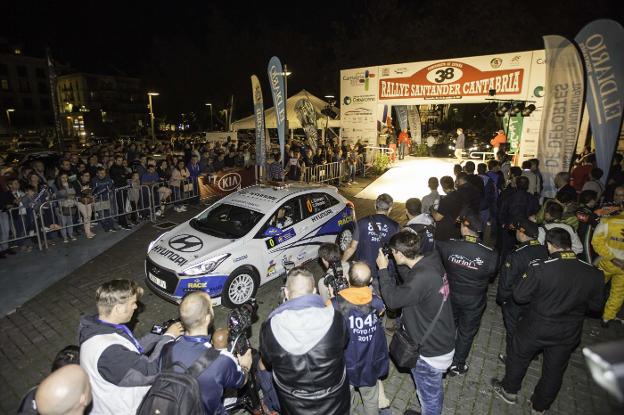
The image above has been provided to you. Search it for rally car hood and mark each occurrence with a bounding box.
[147,221,238,272]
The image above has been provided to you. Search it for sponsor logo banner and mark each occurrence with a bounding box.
[198,168,256,199]
[295,97,319,152]
[380,61,523,101]
[576,19,624,184]
[340,67,379,144]
[395,106,408,132]
[267,56,287,163]
[538,35,585,197]
[407,105,422,144]
[251,75,266,166]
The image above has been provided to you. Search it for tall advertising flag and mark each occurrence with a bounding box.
[407,106,422,144]
[267,56,287,165]
[575,19,624,184]
[251,75,266,166]
[538,35,585,197]
[394,106,408,132]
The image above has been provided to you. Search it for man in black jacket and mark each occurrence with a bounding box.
[491,228,604,413]
[437,214,498,376]
[108,155,131,230]
[377,231,455,415]
[260,267,349,415]
[496,219,548,363]
[498,175,540,258]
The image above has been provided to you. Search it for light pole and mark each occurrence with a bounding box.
[6,108,15,132]
[205,103,213,131]
[281,66,292,140]
[147,92,159,144]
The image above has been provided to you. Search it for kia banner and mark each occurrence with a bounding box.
[251,75,266,166]
[538,35,585,197]
[198,168,256,200]
[267,56,287,165]
[576,19,624,184]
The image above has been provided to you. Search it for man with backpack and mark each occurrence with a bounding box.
[141,291,252,415]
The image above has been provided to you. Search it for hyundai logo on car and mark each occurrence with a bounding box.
[168,234,203,253]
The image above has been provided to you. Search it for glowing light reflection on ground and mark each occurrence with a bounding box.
[355,157,460,203]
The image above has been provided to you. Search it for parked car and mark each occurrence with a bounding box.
[145,183,355,307]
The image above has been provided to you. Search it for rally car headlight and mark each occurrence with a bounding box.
[180,254,230,276]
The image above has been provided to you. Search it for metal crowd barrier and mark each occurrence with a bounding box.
[38,184,155,249]
[301,161,343,184]
[0,205,42,252]
[148,176,200,210]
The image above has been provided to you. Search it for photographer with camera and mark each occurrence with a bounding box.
[260,267,350,414]
[376,231,455,415]
[329,261,389,415]
[342,193,399,292]
[318,242,351,303]
[159,291,252,415]
[78,279,184,414]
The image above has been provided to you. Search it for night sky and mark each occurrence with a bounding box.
[4,0,623,120]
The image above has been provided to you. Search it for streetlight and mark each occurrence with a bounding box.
[6,108,15,131]
[147,92,159,144]
[205,103,213,131]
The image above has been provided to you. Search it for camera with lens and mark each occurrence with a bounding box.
[381,243,392,256]
[228,298,258,356]
[151,318,181,335]
[323,261,349,295]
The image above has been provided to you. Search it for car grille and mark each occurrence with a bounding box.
[145,258,179,295]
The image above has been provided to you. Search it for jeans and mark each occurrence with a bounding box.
[0,211,10,251]
[398,142,406,159]
[410,358,444,415]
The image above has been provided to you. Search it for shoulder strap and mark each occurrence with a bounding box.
[187,347,221,378]
[418,293,448,348]
[161,340,176,370]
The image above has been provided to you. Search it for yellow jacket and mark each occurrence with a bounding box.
[592,213,624,261]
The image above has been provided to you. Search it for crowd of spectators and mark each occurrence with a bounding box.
[0,137,257,257]
[12,141,624,415]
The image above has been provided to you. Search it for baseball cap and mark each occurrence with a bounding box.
[515,218,539,238]
[459,213,482,233]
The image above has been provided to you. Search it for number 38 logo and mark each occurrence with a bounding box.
[426,67,463,84]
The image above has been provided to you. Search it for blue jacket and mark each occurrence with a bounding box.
[331,287,389,387]
[165,335,245,415]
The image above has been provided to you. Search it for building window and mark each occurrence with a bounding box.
[23,97,33,110]
[0,64,7,75]
[18,79,31,93]
[40,98,50,110]
[38,81,48,93]
[1,79,8,90]
[17,65,27,77]
[35,68,46,78]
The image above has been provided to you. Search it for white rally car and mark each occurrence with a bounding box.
[145,183,355,308]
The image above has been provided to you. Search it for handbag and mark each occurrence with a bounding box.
[389,292,447,368]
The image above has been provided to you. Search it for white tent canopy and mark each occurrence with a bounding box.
[232,89,340,130]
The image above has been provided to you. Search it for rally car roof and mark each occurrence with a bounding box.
[221,183,336,212]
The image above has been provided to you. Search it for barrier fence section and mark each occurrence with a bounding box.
[148,177,201,214]
[0,205,42,252]
[37,184,155,249]
[301,161,343,184]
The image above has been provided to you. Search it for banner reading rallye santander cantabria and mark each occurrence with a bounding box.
[267,57,287,165]
[251,75,266,167]
[575,19,624,184]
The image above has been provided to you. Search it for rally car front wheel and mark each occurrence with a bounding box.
[221,266,260,309]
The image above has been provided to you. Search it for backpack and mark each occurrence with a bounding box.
[136,342,220,415]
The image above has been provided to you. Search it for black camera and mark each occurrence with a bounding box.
[381,243,392,256]
[151,318,180,335]
[323,261,349,295]
[228,299,258,356]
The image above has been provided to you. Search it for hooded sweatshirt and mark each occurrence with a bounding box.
[78,315,174,414]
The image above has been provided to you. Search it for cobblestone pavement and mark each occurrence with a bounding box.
[1,179,623,414]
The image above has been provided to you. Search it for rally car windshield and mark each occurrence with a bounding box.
[190,203,264,239]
